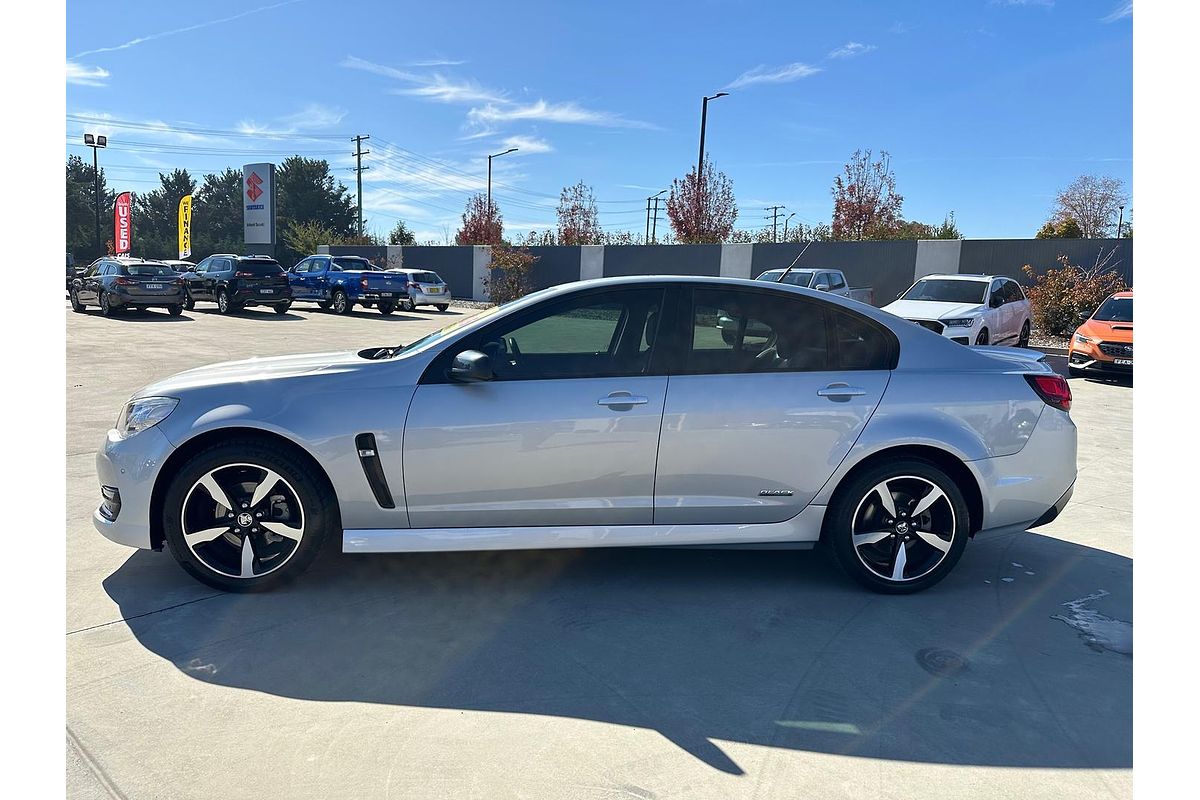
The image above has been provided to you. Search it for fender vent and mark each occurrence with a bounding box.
[355,433,395,508]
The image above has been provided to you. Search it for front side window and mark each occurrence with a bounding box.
[829,272,847,290]
[688,288,829,374]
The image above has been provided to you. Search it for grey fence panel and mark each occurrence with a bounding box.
[750,241,920,305]
[399,246,476,296]
[602,244,723,278]
[523,246,583,289]
[959,239,1133,286]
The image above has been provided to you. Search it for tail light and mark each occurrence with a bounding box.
[175,277,185,285]
[235,270,255,278]
[113,276,133,285]
[1025,374,1072,412]
[360,277,369,289]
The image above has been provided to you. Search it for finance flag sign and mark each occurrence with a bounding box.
[114,192,132,254]
[242,163,277,246]
[178,194,193,258]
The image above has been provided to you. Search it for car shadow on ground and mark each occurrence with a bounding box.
[82,310,193,323]
[187,307,305,321]
[103,529,1130,776]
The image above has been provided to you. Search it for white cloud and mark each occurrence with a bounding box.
[408,58,467,67]
[342,57,507,105]
[991,0,1054,6]
[828,42,876,59]
[499,135,553,154]
[467,100,654,129]
[726,62,822,90]
[1101,2,1133,22]
[73,0,304,58]
[66,62,109,87]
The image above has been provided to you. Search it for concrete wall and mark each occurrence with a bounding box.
[322,239,1133,304]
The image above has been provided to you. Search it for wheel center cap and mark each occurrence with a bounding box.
[895,520,910,534]
[237,512,253,528]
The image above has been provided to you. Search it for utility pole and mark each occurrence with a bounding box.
[765,205,785,243]
[648,189,667,243]
[83,133,107,257]
[645,196,652,241]
[352,134,370,237]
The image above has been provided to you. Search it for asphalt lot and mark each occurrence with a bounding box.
[66,299,1132,800]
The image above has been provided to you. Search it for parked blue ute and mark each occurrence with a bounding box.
[287,254,411,315]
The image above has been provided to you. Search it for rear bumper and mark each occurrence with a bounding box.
[965,406,1077,536]
[111,290,185,306]
[410,290,451,305]
[231,287,291,305]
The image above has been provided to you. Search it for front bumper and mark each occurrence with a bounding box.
[92,426,176,550]
[1068,347,1133,375]
[905,317,979,344]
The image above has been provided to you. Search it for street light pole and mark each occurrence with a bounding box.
[695,92,728,235]
[783,212,795,241]
[84,133,107,257]
[1116,205,1125,239]
[487,147,519,223]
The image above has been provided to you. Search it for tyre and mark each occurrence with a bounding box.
[274,300,292,315]
[162,439,335,592]
[825,458,970,594]
[318,300,332,310]
[378,301,395,316]
[1017,320,1031,348]
[183,292,195,311]
[168,304,183,317]
[99,292,118,318]
[361,301,374,309]
[69,287,85,313]
[400,297,416,312]
[217,289,235,315]
[975,328,989,346]
[435,303,449,312]
[1068,365,1085,378]
[331,290,352,315]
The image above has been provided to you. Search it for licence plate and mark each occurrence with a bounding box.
[146,283,164,290]
[1114,359,1133,366]
[380,292,393,298]
[258,289,274,295]
[426,287,441,294]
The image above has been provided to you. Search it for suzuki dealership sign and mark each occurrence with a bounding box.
[114,192,132,254]
[242,163,276,245]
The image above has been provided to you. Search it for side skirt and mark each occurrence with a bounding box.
[344,505,826,554]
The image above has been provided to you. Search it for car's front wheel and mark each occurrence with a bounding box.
[825,458,970,594]
[183,292,195,311]
[162,440,335,592]
[975,328,989,346]
[69,287,85,313]
[1018,320,1031,348]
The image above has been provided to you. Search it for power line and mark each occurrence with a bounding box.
[65,114,350,140]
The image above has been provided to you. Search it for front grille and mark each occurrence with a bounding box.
[1099,341,1133,358]
[912,319,945,335]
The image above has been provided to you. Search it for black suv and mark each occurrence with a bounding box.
[70,257,186,317]
[182,254,293,314]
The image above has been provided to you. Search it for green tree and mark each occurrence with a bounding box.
[665,156,738,243]
[387,219,417,245]
[276,156,357,265]
[455,193,504,245]
[282,219,338,258]
[831,149,904,240]
[1035,216,1083,239]
[556,181,601,245]
[191,168,244,260]
[132,169,197,259]
[66,155,113,262]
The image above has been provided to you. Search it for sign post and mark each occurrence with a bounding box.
[178,194,192,259]
[242,163,277,256]
[114,192,132,255]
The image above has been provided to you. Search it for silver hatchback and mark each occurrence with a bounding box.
[93,276,1076,594]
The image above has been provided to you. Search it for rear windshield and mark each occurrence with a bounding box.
[755,270,814,287]
[237,260,284,276]
[124,264,176,277]
[1093,296,1132,323]
[901,279,987,304]
[334,257,375,271]
[411,272,441,283]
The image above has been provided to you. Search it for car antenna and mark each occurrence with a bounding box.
[775,240,812,283]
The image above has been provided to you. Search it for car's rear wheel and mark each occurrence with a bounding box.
[1018,320,1031,347]
[435,303,449,312]
[162,440,335,592]
[274,300,292,315]
[378,301,395,315]
[217,289,235,315]
[317,300,332,310]
[331,290,351,315]
[825,458,969,594]
[168,304,183,317]
[69,287,85,313]
[975,328,989,346]
[99,292,118,317]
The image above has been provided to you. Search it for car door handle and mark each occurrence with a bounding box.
[597,393,649,407]
[817,383,866,399]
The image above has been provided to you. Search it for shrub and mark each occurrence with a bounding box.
[483,245,538,305]
[1022,250,1127,336]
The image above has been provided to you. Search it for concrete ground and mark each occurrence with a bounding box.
[66,300,1132,799]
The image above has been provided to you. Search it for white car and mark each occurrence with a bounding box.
[883,274,1032,347]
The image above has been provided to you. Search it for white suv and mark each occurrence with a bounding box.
[883,274,1032,347]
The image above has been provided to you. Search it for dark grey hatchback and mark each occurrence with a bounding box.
[70,257,186,317]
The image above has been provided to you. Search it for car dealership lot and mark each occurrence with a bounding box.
[66,301,1131,799]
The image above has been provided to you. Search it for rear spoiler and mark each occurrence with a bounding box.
[971,345,1053,372]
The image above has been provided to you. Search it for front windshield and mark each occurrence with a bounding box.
[389,304,505,357]
[901,279,987,304]
[1093,295,1132,322]
[755,270,814,287]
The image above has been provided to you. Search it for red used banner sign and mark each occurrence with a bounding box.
[114,192,132,254]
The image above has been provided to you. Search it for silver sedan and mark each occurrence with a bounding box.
[93,276,1077,594]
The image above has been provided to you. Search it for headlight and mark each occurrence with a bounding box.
[1074,333,1096,345]
[942,317,977,328]
[115,396,178,439]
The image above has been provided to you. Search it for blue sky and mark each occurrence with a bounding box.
[66,0,1133,242]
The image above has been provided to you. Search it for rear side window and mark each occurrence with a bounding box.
[238,260,284,276]
[333,257,372,271]
[831,309,893,370]
[687,288,829,374]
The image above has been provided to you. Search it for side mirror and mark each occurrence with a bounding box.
[449,350,492,382]
[990,296,1003,308]
[895,291,904,300]
[814,283,830,292]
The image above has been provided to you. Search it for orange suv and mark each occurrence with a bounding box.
[1068,290,1132,378]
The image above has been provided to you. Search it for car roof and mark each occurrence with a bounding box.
[1110,290,1133,298]
[759,267,818,273]
[915,273,998,282]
